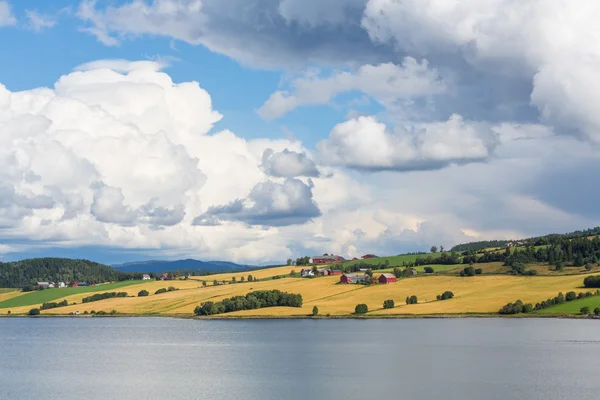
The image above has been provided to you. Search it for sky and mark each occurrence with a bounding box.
[0,0,599,265]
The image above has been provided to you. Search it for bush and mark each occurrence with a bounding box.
[565,291,577,301]
[423,267,434,274]
[28,308,40,316]
[499,300,533,315]
[155,288,167,295]
[580,306,591,315]
[475,268,483,275]
[405,295,418,305]
[40,299,69,310]
[83,311,89,315]
[463,266,476,277]
[7,310,10,315]
[138,290,149,297]
[584,275,600,288]
[312,306,319,316]
[383,299,395,309]
[354,304,368,314]
[110,309,118,315]
[594,307,600,316]
[439,291,454,300]
[585,264,593,271]
[168,286,178,292]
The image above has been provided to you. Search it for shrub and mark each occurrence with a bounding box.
[110,309,118,315]
[354,304,369,314]
[440,291,454,300]
[405,295,418,305]
[155,288,167,295]
[312,306,319,316]
[585,263,593,271]
[168,286,178,291]
[556,292,565,304]
[82,292,127,303]
[499,300,533,315]
[423,267,434,274]
[565,291,577,301]
[463,266,476,277]
[383,299,395,309]
[28,308,40,316]
[583,275,600,288]
[138,290,149,297]
[40,299,69,310]
[580,306,591,315]
[594,307,600,316]
[90,310,96,314]
[7,310,11,315]
[475,268,483,275]
[83,311,89,315]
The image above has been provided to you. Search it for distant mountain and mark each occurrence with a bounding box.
[111,259,256,274]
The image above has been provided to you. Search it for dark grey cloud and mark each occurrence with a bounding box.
[261,148,320,177]
[193,178,321,226]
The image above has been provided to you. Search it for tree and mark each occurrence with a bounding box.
[440,245,445,252]
[355,304,368,314]
[430,246,438,253]
[580,306,591,315]
[312,265,319,275]
[248,275,253,282]
[155,288,167,294]
[28,308,40,316]
[138,290,149,297]
[463,266,476,277]
[240,276,245,283]
[594,307,600,316]
[585,263,593,271]
[406,295,417,304]
[213,279,218,286]
[202,281,207,287]
[440,291,454,300]
[424,266,434,274]
[565,291,577,301]
[312,306,319,316]
[232,277,236,283]
[287,258,292,266]
[290,270,296,277]
[383,299,395,309]
[584,275,600,288]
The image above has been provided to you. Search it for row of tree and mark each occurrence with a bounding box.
[82,292,128,303]
[194,290,303,316]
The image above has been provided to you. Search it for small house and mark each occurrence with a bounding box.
[142,274,151,280]
[340,274,367,284]
[331,270,342,275]
[317,268,331,276]
[58,282,66,288]
[48,283,56,288]
[36,282,50,289]
[361,254,378,259]
[379,273,397,284]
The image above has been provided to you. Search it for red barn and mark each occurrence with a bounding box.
[331,270,342,275]
[379,273,396,284]
[311,255,346,264]
[361,254,378,259]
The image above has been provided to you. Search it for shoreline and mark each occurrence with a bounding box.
[1,313,597,320]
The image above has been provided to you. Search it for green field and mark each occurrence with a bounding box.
[0,280,144,309]
[341,253,444,267]
[536,296,600,315]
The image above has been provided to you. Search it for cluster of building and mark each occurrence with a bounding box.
[36,281,91,289]
[300,268,342,277]
[310,254,379,264]
[340,273,397,284]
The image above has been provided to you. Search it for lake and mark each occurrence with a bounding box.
[1,318,599,400]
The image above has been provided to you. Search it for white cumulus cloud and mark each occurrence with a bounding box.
[0,0,16,26]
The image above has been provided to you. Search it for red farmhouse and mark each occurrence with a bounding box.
[361,254,378,259]
[378,273,397,284]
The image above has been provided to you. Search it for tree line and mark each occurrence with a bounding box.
[82,292,128,303]
[194,290,303,316]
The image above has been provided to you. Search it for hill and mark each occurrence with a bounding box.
[0,258,128,288]
[111,259,255,274]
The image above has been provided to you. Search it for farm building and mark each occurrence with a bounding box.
[379,274,397,284]
[317,268,331,276]
[36,282,50,288]
[340,274,368,284]
[331,270,342,275]
[361,254,378,259]
[311,255,346,264]
[300,268,315,277]
[142,274,151,280]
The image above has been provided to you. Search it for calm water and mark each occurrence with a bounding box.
[1,318,599,400]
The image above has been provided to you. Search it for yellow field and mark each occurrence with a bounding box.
[1,266,597,317]
[188,265,298,283]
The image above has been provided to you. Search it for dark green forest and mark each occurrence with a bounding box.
[0,258,145,288]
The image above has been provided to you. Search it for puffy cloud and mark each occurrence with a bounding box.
[25,10,57,32]
[0,1,16,27]
[261,148,320,178]
[193,178,321,227]
[317,114,494,171]
[258,58,445,119]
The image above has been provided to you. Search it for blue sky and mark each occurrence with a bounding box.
[0,0,599,265]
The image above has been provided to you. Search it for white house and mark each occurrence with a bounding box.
[300,268,315,277]
[48,283,56,288]
[142,274,151,280]
[58,282,66,288]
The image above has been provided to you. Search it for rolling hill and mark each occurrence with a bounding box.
[111,259,255,274]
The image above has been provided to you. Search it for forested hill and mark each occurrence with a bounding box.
[112,259,254,274]
[0,258,127,288]
[451,226,600,252]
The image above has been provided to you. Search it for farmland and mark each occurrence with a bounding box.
[1,261,598,318]
[536,296,600,316]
